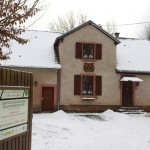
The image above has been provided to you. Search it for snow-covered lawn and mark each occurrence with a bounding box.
[32,110,150,150]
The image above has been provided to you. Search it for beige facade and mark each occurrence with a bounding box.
[119,74,150,112]
[58,24,120,111]
[133,75,150,106]
[32,69,58,112]
[12,67,58,112]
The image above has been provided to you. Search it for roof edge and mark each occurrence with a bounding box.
[0,65,61,69]
[116,69,150,75]
[54,20,120,46]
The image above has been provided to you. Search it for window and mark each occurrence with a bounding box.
[82,76,94,95]
[74,75,102,96]
[83,44,94,59]
[76,42,102,60]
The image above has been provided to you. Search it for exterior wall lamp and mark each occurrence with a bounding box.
[34,81,38,87]
[136,82,140,87]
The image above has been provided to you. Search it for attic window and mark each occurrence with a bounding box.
[75,42,102,60]
[83,44,94,59]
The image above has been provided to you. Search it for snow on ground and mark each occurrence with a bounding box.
[32,110,150,150]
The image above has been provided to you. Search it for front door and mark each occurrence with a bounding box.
[122,81,133,106]
[42,87,54,111]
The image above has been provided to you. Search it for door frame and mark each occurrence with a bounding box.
[40,84,57,111]
[120,81,135,106]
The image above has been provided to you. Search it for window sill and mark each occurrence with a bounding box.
[81,59,96,62]
[81,97,95,100]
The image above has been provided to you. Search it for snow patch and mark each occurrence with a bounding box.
[50,110,67,118]
[32,111,150,150]
[145,113,150,117]
[101,109,129,121]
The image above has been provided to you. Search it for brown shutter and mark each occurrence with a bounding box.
[76,42,82,59]
[74,75,81,95]
[96,44,102,60]
[95,76,102,95]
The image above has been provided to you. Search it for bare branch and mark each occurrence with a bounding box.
[48,11,87,33]
[139,24,150,40]
[0,0,40,60]
[105,19,118,36]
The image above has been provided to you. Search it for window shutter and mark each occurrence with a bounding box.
[74,75,81,95]
[95,76,102,95]
[76,42,82,59]
[96,44,102,60]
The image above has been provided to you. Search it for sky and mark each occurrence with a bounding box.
[28,0,150,38]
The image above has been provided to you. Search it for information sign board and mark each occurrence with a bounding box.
[0,124,27,140]
[0,89,29,140]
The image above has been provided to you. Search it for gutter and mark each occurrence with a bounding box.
[116,69,150,75]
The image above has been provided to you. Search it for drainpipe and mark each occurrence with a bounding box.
[57,69,61,110]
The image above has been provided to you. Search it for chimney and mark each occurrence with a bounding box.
[114,32,120,38]
[98,24,102,28]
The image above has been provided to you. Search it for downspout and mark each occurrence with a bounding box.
[57,69,61,110]
[55,38,61,111]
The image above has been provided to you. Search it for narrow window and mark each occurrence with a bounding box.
[82,76,94,95]
[83,44,94,59]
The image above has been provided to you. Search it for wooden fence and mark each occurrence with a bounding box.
[0,67,33,150]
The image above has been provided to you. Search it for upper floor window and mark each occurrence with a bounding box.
[75,42,102,60]
[83,44,94,59]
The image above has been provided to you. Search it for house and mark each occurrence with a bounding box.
[0,30,62,112]
[54,20,120,112]
[116,38,150,112]
[0,20,150,112]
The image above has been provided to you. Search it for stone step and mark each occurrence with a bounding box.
[119,107,139,110]
[117,107,145,114]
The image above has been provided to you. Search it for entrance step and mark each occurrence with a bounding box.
[117,107,145,114]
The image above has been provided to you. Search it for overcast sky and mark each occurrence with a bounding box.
[28,0,150,38]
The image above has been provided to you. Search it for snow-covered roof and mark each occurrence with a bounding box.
[116,39,150,73]
[0,30,62,69]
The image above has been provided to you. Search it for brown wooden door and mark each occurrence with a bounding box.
[122,81,133,106]
[42,87,54,111]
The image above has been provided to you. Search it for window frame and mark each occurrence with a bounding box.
[75,42,102,61]
[82,42,96,61]
[81,74,96,97]
[82,43,96,60]
[74,74,102,97]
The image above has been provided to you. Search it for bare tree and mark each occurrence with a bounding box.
[140,24,150,40]
[105,20,118,36]
[0,0,40,60]
[48,11,87,33]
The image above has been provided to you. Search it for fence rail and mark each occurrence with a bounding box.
[0,67,33,150]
